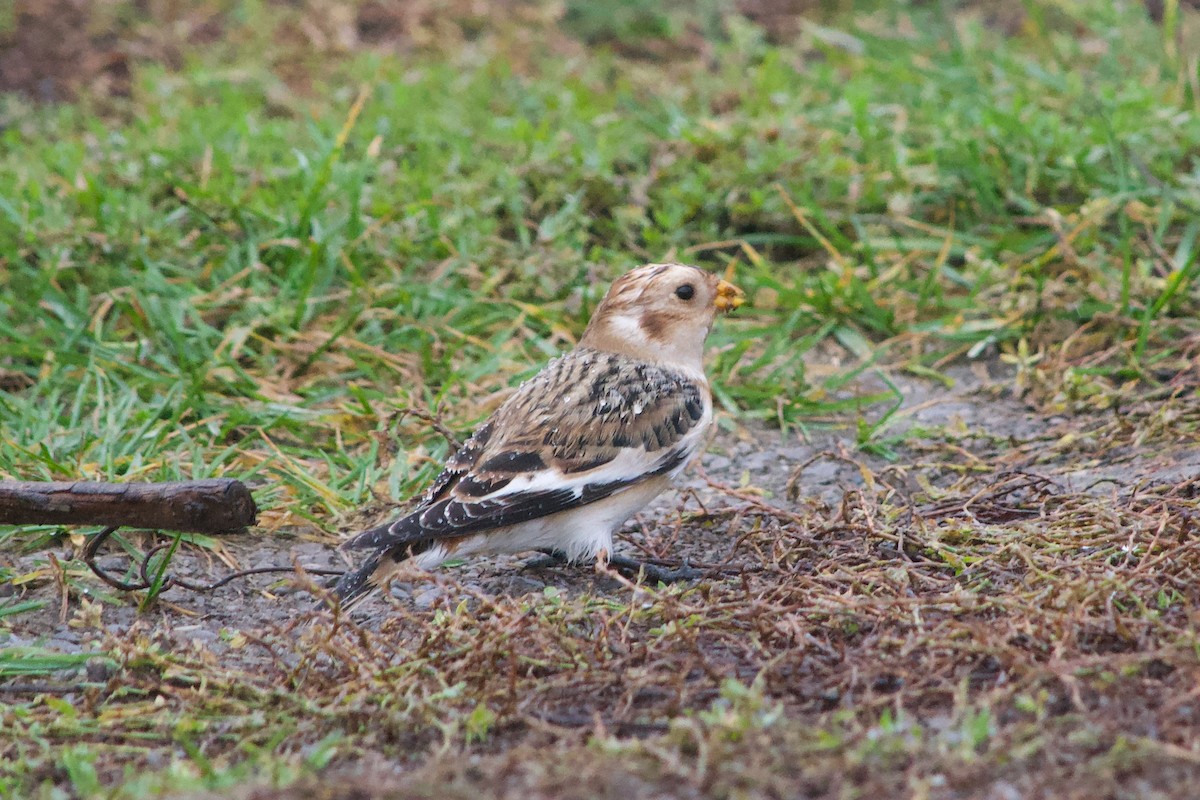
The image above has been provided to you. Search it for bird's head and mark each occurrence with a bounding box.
[579,263,744,374]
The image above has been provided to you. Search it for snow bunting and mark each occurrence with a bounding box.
[331,263,744,609]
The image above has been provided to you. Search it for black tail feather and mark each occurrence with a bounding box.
[326,548,393,612]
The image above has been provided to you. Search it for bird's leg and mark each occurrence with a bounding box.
[603,553,706,583]
[523,548,705,583]
[521,548,571,571]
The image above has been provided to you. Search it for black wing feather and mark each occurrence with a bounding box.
[344,447,688,551]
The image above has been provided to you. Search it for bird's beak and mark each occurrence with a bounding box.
[714,279,745,313]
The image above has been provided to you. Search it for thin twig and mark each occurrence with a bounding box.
[82,525,344,595]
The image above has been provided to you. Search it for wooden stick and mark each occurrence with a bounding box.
[0,479,257,534]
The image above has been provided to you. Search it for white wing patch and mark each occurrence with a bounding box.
[470,436,702,504]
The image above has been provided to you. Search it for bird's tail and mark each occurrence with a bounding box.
[326,548,401,613]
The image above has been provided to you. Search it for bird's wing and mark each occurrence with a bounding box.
[343,349,710,552]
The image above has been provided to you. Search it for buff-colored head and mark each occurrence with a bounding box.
[578,263,744,374]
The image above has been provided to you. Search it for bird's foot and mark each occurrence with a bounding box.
[520,548,571,571]
[603,553,705,583]
[522,549,705,583]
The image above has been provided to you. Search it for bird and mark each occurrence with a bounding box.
[330,263,744,611]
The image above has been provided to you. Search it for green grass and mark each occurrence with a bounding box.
[4,0,1200,796]
[0,647,110,678]
[1,0,1197,526]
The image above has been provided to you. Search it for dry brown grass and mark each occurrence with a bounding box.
[16,407,1197,798]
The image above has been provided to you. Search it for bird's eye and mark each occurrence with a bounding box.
[675,284,695,301]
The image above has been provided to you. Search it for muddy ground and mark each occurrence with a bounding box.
[5,356,1200,798]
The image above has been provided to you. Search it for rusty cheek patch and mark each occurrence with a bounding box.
[639,310,674,342]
